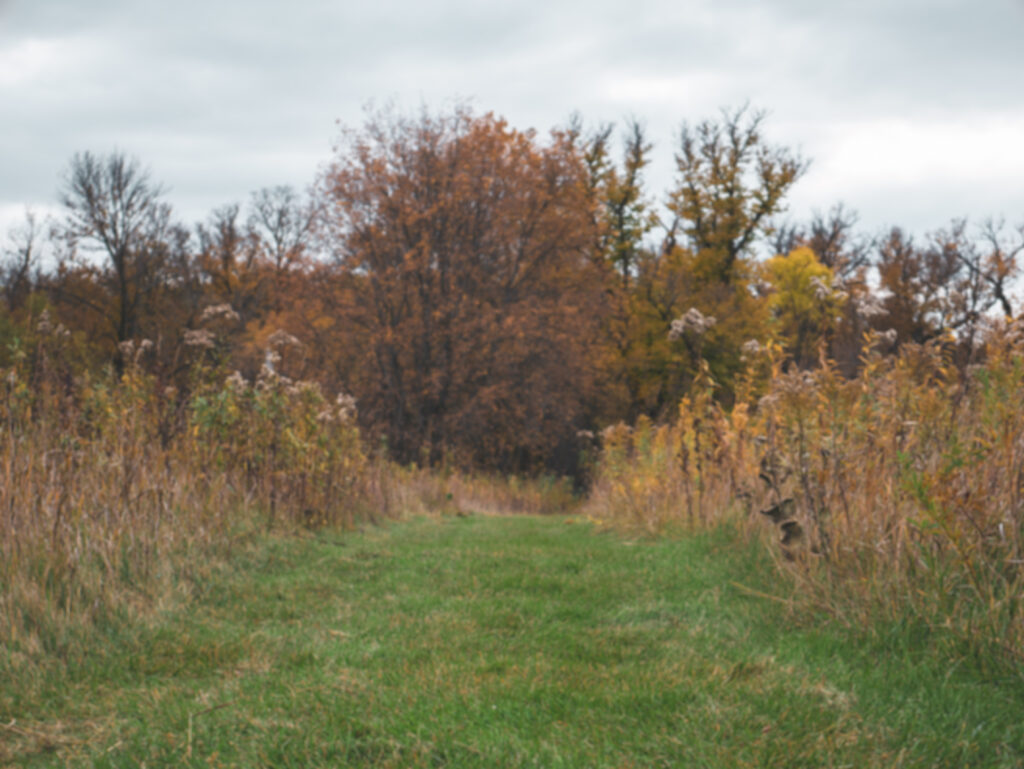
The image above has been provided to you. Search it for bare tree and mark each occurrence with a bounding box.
[1,208,46,312]
[57,151,175,350]
[248,186,318,274]
[196,203,262,314]
[973,219,1021,319]
[772,204,873,281]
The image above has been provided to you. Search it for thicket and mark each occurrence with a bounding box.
[0,315,379,652]
[587,324,1024,663]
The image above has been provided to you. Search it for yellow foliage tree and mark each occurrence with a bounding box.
[765,246,845,367]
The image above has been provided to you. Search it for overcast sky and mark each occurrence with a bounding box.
[3,0,1024,245]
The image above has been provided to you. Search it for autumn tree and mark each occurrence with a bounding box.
[972,220,1022,320]
[773,204,872,283]
[873,227,964,347]
[872,220,1023,362]
[765,247,845,368]
[613,106,804,412]
[772,205,874,374]
[196,204,259,313]
[55,152,179,362]
[574,118,656,284]
[665,105,807,285]
[565,118,663,422]
[1,209,46,313]
[190,203,270,376]
[318,106,604,471]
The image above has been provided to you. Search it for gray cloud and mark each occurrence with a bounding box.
[3,0,1024,238]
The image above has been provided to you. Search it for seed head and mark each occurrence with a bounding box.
[36,310,55,334]
[335,392,358,422]
[225,370,248,392]
[267,330,302,349]
[184,329,216,349]
[856,294,887,320]
[200,303,241,324]
[669,308,717,340]
[810,275,832,301]
[741,339,762,358]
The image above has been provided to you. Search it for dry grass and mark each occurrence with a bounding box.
[381,465,578,518]
[0,325,578,657]
[586,324,1024,661]
[0,328,375,654]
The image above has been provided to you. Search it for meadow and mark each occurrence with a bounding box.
[4,515,1023,767]
[3,325,1024,766]
[3,104,1024,763]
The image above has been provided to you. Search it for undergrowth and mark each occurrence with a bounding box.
[0,316,578,661]
[586,322,1024,666]
[0,320,380,656]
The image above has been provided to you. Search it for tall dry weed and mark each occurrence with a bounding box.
[0,321,373,654]
[586,324,1024,660]
[376,464,577,518]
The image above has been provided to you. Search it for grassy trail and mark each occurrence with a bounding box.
[3,514,1024,767]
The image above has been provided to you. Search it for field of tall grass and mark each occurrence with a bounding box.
[586,323,1024,664]
[0,318,580,659]
[0,320,381,655]
[7,311,1024,674]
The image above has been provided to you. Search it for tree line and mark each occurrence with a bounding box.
[2,104,1022,476]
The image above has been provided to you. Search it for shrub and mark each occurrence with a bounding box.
[586,322,1024,662]
[0,316,371,653]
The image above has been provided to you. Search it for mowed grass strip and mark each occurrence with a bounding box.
[4,515,1024,768]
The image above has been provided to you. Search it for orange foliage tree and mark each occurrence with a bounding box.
[317,107,605,471]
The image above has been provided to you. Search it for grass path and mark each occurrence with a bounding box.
[4,514,1024,767]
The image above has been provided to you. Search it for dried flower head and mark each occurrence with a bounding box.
[36,309,53,335]
[998,316,1024,347]
[259,348,282,380]
[267,330,302,349]
[335,392,358,422]
[856,293,888,320]
[184,328,216,349]
[810,275,832,301]
[200,303,241,324]
[285,380,321,398]
[668,308,717,340]
[741,339,763,358]
[127,339,152,364]
[225,370,248,392]
[317,392,357,423]
[600,423,631,442]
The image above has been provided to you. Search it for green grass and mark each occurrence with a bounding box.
[3,514,1024,767]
